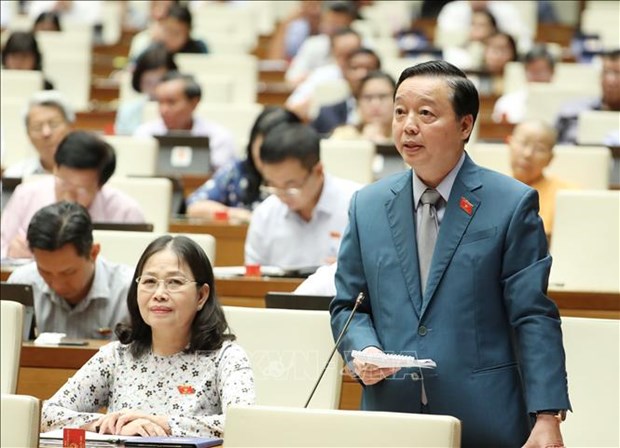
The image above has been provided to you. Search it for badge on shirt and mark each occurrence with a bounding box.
[460,197,474,215]
[177,384,196,394]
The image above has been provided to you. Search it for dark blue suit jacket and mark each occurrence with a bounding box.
[331,154,571,447]
[311,100,348,136]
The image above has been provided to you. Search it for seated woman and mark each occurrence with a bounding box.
[479,31,518,95]
[330,70,396,145]
[41,235,255,437]
[1,31,54,89]
[185,106,301,222]
[114,43,178,135]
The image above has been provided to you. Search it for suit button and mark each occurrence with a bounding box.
[411,372,420,380]
[418,326,428,336]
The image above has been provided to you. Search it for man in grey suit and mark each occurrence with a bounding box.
[330,60,571,447]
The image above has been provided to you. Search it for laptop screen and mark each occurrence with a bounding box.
[0,282,36,340]
[155,134,211,176]
[264,292,333,311]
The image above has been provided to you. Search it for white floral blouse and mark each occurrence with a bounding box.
[41,340,255,437]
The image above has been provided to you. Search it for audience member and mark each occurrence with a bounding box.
[1,131,146,259]
[555,49,620,144]
[294,262,337,296]
[127,0,178,62]
[436,0,532,53]
[1,31,54,89]
[285,0,359,86]
[41,234,255,437]
[27,1,102,27]
[245,122,360,268]
[267,0,323,61]
[3,90,74,178]
[134,72,237,171]
[508,120,576,237]
[330,60,570,447]
[492,44,555,123]
[286,28,363,121]
[480,31,518,95]
[443,8,497,71]
[186,106,301,222]
[114,44,178,135]
[156,3,208,56]
[329,70,395,144]
[310,47,382,135]
[33,11,62,32]
[7,201,132,339]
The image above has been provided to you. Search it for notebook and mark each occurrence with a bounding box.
[0,282,36,340]
[155,134,211,176]
[124,436,223,447]
[265,292,333,311]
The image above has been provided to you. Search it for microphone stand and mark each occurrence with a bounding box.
[304,292,366,408]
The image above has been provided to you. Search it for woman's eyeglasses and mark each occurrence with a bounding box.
[136,275,197,293]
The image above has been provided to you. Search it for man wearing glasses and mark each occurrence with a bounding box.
[244,122,360,269]
[1,131,145,258]
[7,201,132,339]
[3,90,74,179]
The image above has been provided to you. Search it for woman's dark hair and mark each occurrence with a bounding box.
[131,43,178,93]
[116,235,234,358]
[1,31,43,70]
[356,70,396,100]
[242,106,301,204]
[54,131,116,186]
[33,11,62,32]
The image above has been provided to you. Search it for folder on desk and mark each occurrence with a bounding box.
[124,436,223,447]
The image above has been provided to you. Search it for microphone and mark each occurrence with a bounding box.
[304,292,366,408]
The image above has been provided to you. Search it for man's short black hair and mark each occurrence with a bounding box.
[260,122,321,171]
[523,44,556,69]
[54,131,116,186]
[396,60,479,142]
[27,201,93,257]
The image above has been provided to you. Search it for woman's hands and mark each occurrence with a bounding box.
[94,410,171,436]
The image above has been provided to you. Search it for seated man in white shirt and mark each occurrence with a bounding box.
[133,71,238,171]
[3,90,74,178]
[245,122,360,269]
[8,201,132,339]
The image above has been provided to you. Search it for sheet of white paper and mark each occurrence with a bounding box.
[351,350,437,369]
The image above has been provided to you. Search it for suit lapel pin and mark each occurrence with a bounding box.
[460,197,473,215]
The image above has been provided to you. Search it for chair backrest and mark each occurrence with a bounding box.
[524,84,589,125]
[577,110,620,145]
[560,317,620,447]
[103,135,158,177]
[0,96,36,168]
[320,138,376,185]
[308,78,351,120]
[0,301,24,394]
[0,69,44,102]
[467,143,611,189]
[174,53,258,104]
[222,307,343,409]
[0,394,40,448]
[549,190,620,293]
[106,177,173,233]
[93,230,216,267]
[224,404,462,447]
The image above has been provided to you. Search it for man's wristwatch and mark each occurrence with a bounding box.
[536,409,567,422]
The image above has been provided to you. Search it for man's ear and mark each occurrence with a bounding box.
[460,115,474,141]
[90,243,101,262]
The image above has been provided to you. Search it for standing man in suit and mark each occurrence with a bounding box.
[330,60,571,447]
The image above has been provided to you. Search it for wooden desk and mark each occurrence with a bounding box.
[217,276,302,308]
[168,218,248,266]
